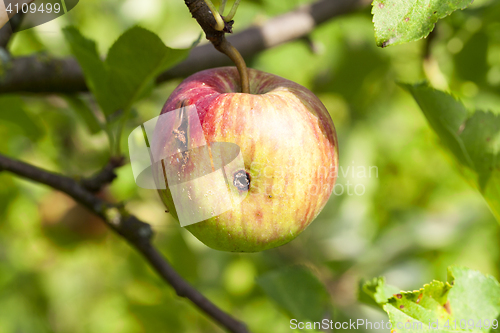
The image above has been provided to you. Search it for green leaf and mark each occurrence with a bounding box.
[256,265,330,323]
[459,111,500,191]
[0,96,44,140]
[361,267,500,333]
[372,0,473,47]
[105,26,189,112]
[383,280,452,332]
[63,95,102,134]
[62,27,118,115]
[403,83,500,222]
[63,26,189,116]
[359,276,400,309]
[402,83,473,168]
[447,267,500,328]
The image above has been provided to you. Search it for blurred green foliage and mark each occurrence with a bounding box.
[1,0,500,332]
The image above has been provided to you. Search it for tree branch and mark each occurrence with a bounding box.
[79,156,125,193]
[0,56,87,93]
[0,0,371,94]
[0,153,249,333]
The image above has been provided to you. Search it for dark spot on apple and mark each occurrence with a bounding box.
[233,170,250,191]
[395,294,402,299]
[433,11,437,14]
[399,305,404,309]
[269,195,272,198]
[254,210,264,223]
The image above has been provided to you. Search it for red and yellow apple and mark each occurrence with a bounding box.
[152,67,338,252]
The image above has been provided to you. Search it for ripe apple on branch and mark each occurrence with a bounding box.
[152,0,339,252]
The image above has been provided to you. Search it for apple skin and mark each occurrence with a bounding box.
[153,67,338,252]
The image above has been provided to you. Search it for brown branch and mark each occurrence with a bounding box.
[0,153,249,333]
[80,156,125,193]
[0,56,87,93]
[0,0,370,94]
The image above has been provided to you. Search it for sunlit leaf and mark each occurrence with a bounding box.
[105,26,189,112]
[359,276,399,309]
[63,26,188,116]
[372,0,473,47]
[62,26,118,115]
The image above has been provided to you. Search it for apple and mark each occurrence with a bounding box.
[152,66,338,252]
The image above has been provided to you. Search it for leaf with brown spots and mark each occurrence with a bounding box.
[360,266,500,332]
[359,276,399,309]
[372,0,473,47]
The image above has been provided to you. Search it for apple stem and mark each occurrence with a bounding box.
[216,39,250,93]
[185,0,250,94]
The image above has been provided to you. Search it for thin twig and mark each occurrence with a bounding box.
[0,153,249,333]
[79,156,125,193]
[203,0,225,31]
[219,0,227,15]
[224,0,241,22]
